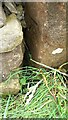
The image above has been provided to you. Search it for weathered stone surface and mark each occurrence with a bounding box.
[25,3,67,67]
[0,43,24,82]
[0,74,20,96]
[0,14,23,53]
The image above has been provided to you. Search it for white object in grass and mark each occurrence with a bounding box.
[52,48,63,55]
[24,80,43,106]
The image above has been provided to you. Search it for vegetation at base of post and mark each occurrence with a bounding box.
[0,66,67,118]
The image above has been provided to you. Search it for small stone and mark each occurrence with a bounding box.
[0,74,20,96]
[0,43,24,82]
[4,2,17,14]
[0,14,23,53]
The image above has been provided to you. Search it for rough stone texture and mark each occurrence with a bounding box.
[25,2,67,67]
[0,74,20,96]
[0,43,24,82]
[0,14,23,53]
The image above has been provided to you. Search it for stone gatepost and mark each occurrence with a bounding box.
[25,2,67,68]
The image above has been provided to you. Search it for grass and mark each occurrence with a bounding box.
[0,66,67,118]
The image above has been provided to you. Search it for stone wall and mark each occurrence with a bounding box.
[0,2,24,95]
[0,14,24,82]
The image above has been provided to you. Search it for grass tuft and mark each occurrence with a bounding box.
[0,66,67,118]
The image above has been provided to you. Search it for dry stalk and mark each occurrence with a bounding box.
[42,73,56,100]
[30,58,68,77]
